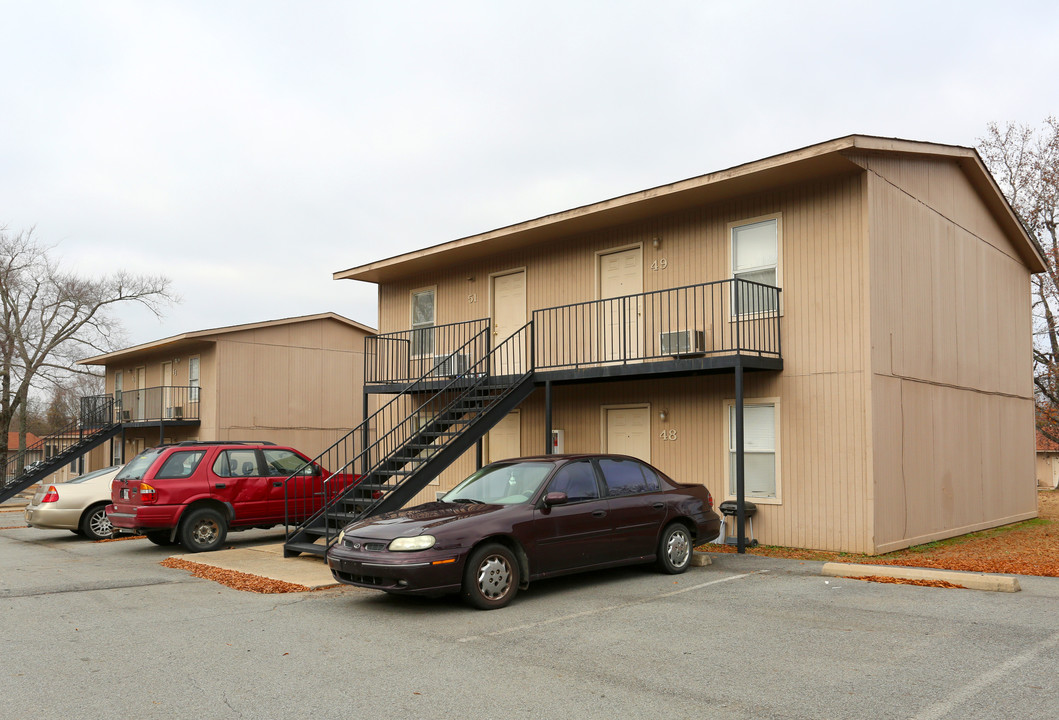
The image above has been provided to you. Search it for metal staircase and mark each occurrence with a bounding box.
[283,323,536,558]
[1,397,121,503]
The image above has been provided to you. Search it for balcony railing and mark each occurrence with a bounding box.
[533,278,781,371]
[114,386,201,423]
[364,278,781,385]
[365,318,491,384]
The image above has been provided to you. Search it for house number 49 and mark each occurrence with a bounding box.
[660,429,678,441]
[650,258,668,271]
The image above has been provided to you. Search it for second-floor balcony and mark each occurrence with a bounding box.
[365,278,781,390]
[111,385,202,424]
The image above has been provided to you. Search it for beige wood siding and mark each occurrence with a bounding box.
[378,175,868,378]
[862,157,1037,551]
[214,319,368,459]
[375,174,875,551]
[94,318,369,465]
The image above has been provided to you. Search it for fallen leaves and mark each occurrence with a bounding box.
[699,491,1059,577]
[840,575,966,589]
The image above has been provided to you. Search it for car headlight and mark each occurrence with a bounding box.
[388,535,436,552]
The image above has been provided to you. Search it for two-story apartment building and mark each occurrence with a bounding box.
[77,312,375,468]
[326,135,1043,556]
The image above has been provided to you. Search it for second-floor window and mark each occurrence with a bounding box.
[188,357,200,402]
[731,217,780,314]
[410,288,436,357]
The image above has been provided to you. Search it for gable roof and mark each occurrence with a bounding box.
[7,431,42,450]
[77,312,376,366]
[334,134,1046,284]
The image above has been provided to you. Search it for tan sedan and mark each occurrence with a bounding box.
[24,466,123,541]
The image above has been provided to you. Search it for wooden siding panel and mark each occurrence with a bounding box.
[867,153,1037,552]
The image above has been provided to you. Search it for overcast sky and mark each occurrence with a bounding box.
[2,0,1057,349]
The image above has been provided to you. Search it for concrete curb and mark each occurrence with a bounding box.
[822,562,1021,593]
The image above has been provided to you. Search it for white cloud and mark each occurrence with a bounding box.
[2,0,1058,346]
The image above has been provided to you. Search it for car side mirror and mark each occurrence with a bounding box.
[543,491,568,507]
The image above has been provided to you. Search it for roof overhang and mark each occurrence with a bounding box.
[78,312,376,366]
[334,134,1046,284]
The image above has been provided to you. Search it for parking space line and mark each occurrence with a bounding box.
[912,630,1059,720]
[457,570,766,643]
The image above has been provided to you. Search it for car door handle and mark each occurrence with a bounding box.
[653,502,664,510]
[214,483,226,489]
[591,510,606,518]
[273,481,283,487]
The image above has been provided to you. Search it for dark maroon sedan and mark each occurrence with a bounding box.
[326,454,721,609]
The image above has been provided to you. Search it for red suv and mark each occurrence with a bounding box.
[107,441,347,552]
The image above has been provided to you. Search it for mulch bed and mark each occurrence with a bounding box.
[700,490,1059,577]
[160,557,313,594]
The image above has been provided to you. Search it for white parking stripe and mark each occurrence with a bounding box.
[457,570,766,643]
[913,630,1059,720]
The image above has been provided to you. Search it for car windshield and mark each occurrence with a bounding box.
[442,461,555,505]
[67,466,121,484]
[115,449,166,482]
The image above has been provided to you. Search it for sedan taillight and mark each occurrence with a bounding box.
[139,482,158,503]
[42,486,60,503]
[704,489,714,511]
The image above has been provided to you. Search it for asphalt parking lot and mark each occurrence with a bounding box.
[3,516,1058,720]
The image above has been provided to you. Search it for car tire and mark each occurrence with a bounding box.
[144,530,177,547]
[461,543,519,610]
[178,508,228,552]
[657,523,692,574]
[80,503,115,541]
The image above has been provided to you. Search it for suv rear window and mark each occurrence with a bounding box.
[115,448,166,482]
[155,450,207,479]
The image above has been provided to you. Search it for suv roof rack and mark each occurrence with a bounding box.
[172,440,277,447]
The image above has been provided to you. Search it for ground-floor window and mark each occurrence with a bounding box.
[726,399,779,501]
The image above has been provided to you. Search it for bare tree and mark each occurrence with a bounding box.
[977,118,1059,442]
[1,227,175,471]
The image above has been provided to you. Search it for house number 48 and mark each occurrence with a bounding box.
[660,429,678,441]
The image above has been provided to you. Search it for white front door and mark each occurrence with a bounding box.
[599,247,643,361]
[605,406,651,462]
[491,270,526,374]
[488,410,521,463]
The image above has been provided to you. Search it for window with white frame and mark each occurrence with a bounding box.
[410,288,436,357]
[731,217,779,314]
[728,401,777,500]
[188,357,200,403]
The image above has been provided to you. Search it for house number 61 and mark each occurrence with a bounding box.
[660,429,678,441]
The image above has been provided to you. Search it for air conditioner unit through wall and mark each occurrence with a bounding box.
[166,407,184,419]
[659,329,706,356]
[430,353,471,378]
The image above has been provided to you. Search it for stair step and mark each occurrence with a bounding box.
[283,540,328,558]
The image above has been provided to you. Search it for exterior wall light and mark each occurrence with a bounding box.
[659,409,668,422]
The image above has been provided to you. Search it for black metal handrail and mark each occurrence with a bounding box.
[532,278,781,371]
[285,325,492,533]
[365,318,491,384]
[2,394,116,489]
[286,322,534,548]
[114,386,201,423]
